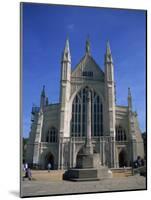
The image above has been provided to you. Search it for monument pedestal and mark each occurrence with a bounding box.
[63,152,110,181]
[63,168,100,181]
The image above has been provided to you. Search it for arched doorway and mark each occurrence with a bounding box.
[119,149,127,167]
[45,152,54,170]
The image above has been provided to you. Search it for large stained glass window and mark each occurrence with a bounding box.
[71,87,103,137]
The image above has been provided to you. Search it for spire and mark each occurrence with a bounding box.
[106,40,111,55]
[128,87,131,97]
[40,85,46,110]
[62,37,71,62]
[85,37,91,55]
[128,87,132,110]
[41,85,45,97]
[105,40,113,63]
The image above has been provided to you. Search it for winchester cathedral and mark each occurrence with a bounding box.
[26,38,144,170]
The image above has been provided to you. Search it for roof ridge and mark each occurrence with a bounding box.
[72,54,104,75]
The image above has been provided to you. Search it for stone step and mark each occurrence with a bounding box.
[67,178,100,182]
[111,168,132,178]
[64,168,98,179]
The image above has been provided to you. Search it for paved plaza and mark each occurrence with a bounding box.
[21,175,146,197]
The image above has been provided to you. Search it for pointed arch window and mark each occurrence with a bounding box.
[116,126,127,141]
[46,127,58,143]
[71,87,103,137]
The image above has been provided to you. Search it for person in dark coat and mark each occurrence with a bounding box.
[23,168,32,181]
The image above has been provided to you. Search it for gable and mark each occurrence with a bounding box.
[71,54,104,81]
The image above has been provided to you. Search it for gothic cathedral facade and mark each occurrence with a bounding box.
[26,39,144,169]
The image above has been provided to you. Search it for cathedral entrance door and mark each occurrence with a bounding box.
[45,152,54,170]
[119,149,127,167]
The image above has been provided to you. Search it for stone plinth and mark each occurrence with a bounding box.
[63,153,110,181]
[76,153,100,169]
[63,166,110,181]
[76,154,94,168]
[63,168,99,181]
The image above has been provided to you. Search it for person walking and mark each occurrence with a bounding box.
[23,167,32,181]
[47,163,51,172]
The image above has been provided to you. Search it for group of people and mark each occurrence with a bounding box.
[133,156,145,168]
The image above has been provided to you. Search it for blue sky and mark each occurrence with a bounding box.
[22,3,146,138]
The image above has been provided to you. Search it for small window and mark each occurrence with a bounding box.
[82,71,93,77]
[46,127,58,143]
[116,126,127,141]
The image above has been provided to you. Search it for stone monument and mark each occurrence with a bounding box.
[63,88,110,181]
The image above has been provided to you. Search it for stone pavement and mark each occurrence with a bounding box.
[21,175,146,197]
